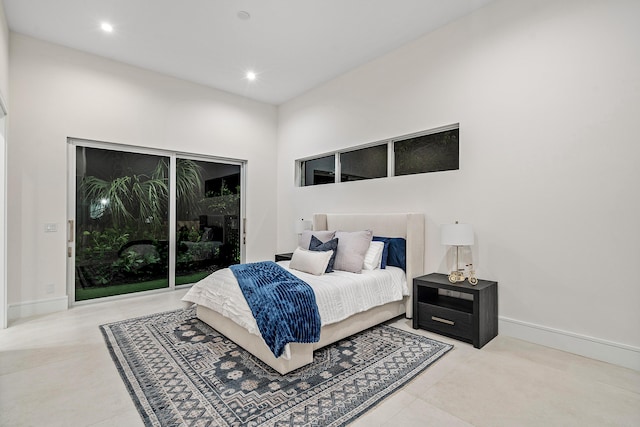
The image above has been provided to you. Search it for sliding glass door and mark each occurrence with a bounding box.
[69,141,244,302]
[175,158,241,285]
[73,146,170,301]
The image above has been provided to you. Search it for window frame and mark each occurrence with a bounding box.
[296,123,459,187]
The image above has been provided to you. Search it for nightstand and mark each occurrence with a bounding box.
[275,252,293,262]
[413,273,498,348]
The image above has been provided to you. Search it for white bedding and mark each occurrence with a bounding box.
[181,261,408,355]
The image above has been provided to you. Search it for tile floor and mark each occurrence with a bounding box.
[1,289,638,427]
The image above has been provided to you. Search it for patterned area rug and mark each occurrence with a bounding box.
[101,307,452,427]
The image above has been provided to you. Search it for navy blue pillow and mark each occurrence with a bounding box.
[373,236,406,271]
[387,238,406,271]
[309,235,339,273]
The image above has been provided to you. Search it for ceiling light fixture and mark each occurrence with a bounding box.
[237,11,251,20]
[100,22,114,33]
[246,71,257,82]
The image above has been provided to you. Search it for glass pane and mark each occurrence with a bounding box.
[394,129,459,176]
[302,155,335,186]
[176,159,241,285]
[340,145,387,182]
[75,147,170,301]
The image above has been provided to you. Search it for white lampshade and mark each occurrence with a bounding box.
[295,219,312,234]
[441,222,474,246]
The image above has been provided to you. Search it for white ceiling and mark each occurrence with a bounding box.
[3,0,494,105]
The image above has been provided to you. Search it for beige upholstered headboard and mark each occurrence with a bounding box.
[312,213,425,318]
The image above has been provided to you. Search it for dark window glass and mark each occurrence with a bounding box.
[176,159,241,285]
[302,155,335,186]
[75,146,170,301]
[340,145,387,182]
[394,129,459,176]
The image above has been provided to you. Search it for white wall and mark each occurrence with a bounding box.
[7,34,278,315]
[277,0,640,369]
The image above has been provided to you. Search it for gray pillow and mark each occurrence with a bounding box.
[333,230,373,273]
[298,230,335,250]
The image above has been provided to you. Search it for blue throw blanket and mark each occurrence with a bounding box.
[229,261,321,358]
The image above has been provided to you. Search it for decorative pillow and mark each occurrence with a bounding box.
[372,236,390,269]
[373,236,406,270]
[362,241,385,270]
[298,230,335,251]
[289,247,333,276]
[387,237,407,271]
[309,235,339,273]
[333,230,373,273]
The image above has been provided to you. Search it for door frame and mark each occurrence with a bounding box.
[66,138,246,306]
[0,94,7,328]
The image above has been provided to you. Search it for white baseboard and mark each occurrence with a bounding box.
[8,296,68,322]
[499,316,640,371]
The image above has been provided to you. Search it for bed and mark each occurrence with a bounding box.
[183,213,425,374]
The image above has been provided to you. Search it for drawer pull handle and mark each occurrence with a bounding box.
[432,316,455,326]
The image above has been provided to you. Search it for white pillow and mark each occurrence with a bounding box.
[289,247,334,276]
[363,241,385,270]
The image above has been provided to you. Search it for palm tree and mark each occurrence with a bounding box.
[81,159,203,232]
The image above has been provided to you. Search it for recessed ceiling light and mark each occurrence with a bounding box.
[101,22,113,33]
[246,71,257,81]
[237,11,251,20]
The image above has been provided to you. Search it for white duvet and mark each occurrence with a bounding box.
[181,261,408,357]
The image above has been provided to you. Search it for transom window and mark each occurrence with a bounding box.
[297,124,459,186]
[301,155,335,186]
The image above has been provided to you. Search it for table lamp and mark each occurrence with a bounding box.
[295,218,312,235]
[441,221,477,285]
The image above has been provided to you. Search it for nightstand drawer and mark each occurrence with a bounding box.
[417,302,472,340]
